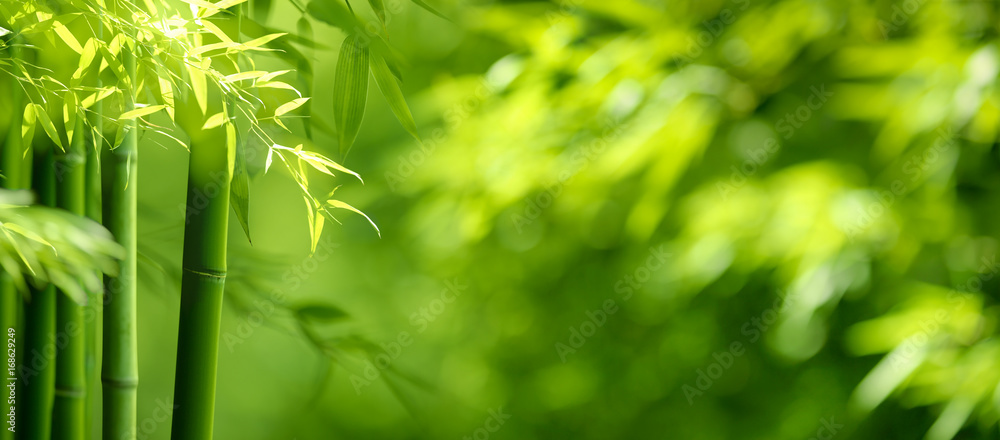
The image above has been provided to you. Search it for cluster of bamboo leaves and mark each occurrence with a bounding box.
[0,0,438,438]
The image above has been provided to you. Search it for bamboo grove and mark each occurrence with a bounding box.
[0,0,421,438]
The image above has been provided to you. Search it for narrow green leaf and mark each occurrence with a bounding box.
[410,0,451,22]
[224,71,268,82]
[229,123,251,243]
[119,104,167,120]
[306,0,360,30]
[294,303,349,322]
[255,81,301,96]
[257,69,292,83]
[21,105,36,146]
[370,53,420,141]
[241,33,286,50]
[327,199,380,236]
[33,104,63,150]
[202,112,227,130]
[274,97,310,131]
[70,38,97,88]
[275,97,311,118]
[333,35,369,158]
[63,91,78,145]
[265,148,274,173]
[52,19,84,53]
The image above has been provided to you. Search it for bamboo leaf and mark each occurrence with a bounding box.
[63,91,78,145]
[410,0,451,22]
[202,112,227,130]
[327,199,380,236]
[370,53,420,141]
[294,303,349,322]
[333,35,369,158]
[274,97,310,130]
[214,0,250,9]
[200,19,234,43]
[119,104,167,120]
[306,0,360,31]
[190,41,239,56]
[275,97,310,118]
[303,196,321,252]
[52,18,84,53]
[229,123,251,243]
[21,105,36,146]
[70,38,97,88]
[255,81,301,96]
[187,63,209,115]
[242,33,286,49]
[257,69,292,83]
[98,42,127,84]
[80,88,116,109]
[224,71,268,82]
[33,104,63,150]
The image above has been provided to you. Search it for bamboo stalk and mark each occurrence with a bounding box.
[0,39,26,440]
[0,48,27,440]
[169,123,232,440]
[101,47,138,440]
[84,26,104,440]
[52,116,87,440]
[21,144,56,440]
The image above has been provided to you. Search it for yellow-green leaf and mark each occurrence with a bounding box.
[225,71,268,82]
[202,112,227,130]
[53,19,84,53]
[119,104,167,120]
[21,105,36,147]
[33,104,63,150]
[230,123,251,243]
[327,199,380,236]
[255,81,301,96]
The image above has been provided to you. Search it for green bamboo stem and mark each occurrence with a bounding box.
[21,145,56,440]
[102,49,137,440]
[170,123,232,440]
[84,35,104,440]
[0,42,26,440]
[52,117,87,440]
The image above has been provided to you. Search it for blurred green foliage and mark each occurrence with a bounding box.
[124,0,1000,439]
